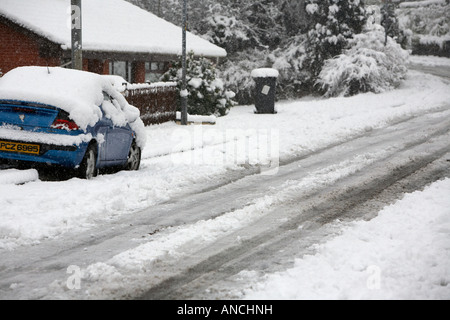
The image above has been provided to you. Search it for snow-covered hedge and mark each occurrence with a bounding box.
[397,0,450,53]
[317,25,409,97]
[162,52,236,117]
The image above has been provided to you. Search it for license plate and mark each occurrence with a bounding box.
[0,140,40,155]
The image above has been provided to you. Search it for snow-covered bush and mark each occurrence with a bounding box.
[317,25,409,97]
[162,52,236,116]
[367,4,411,48]
[303,0,368,81]
[269,35,311,99]
[219,36,313,104]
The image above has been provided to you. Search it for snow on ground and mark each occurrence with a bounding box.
[239,178,450,300]
[46,148,390,299]
[0,64,450,250]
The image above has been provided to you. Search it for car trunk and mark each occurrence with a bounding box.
[0,101,59,131]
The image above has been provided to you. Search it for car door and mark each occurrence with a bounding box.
[100,93,133,163]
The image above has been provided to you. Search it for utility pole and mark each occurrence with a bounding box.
[180,0,188,125]
[71,0,83,70]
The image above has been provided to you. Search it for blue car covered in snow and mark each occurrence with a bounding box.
[0,67,146,179]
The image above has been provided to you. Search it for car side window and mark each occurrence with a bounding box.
[103,92,114,104]
[102,92,121,111]
[101,91,128,127]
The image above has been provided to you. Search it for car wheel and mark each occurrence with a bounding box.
[78,144,98,179]
[126,141,141,171]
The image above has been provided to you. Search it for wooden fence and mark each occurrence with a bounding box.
[123,82,178,126]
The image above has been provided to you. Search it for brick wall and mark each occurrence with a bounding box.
[0,19,62,74]
[131,61,146,83]
[87,59,110,75]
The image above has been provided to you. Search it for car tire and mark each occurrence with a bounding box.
[78,144,98,180]
[126,141,141,171]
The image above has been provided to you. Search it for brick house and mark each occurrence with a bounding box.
[0,0,226,83]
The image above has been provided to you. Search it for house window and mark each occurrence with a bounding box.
[109,61,132,82]
[145,61,169,83]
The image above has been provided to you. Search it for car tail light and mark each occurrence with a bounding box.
[51,110,79,131]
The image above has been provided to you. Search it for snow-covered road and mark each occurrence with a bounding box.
[139,108,450,300]
[0,59,449,300]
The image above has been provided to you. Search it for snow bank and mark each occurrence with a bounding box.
[0,67,146,148]
[251,68,280,78]
[0,169,38,185]
[243,178,450,300]
[400,0,446,8]
[176,112,217,124]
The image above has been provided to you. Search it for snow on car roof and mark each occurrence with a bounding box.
[0,67,146,147]
[0,67,106,129]
[0,0,227,58]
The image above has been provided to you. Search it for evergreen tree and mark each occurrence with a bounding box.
[127,0,287,55]
[196,2,257,55]
[304,0,367,83]
[281,0,308,35]
[380,0,402,46]
[161,52,236,116]
[243,0,284,49]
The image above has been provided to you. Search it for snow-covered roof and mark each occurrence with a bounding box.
[0,0,227,58]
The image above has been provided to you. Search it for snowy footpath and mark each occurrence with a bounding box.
[0,56,450,300]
